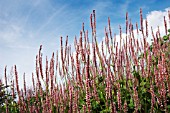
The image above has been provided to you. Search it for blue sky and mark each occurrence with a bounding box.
[0,0,170,84]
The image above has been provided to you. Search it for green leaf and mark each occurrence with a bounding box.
[167,105,170,109]
[168,29,170,33]
[163,35,169,41]
[129,98,134,109]
[150,45,153,52]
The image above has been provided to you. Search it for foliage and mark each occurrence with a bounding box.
[0,79,17,113]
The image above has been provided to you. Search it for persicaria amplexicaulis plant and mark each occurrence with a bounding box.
[1,9,170,113]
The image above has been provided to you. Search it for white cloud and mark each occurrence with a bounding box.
[147,7,170,36]
[112,7,170,47]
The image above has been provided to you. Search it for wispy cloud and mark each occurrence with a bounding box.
[0,24,22,44]
[35,6,67,34]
